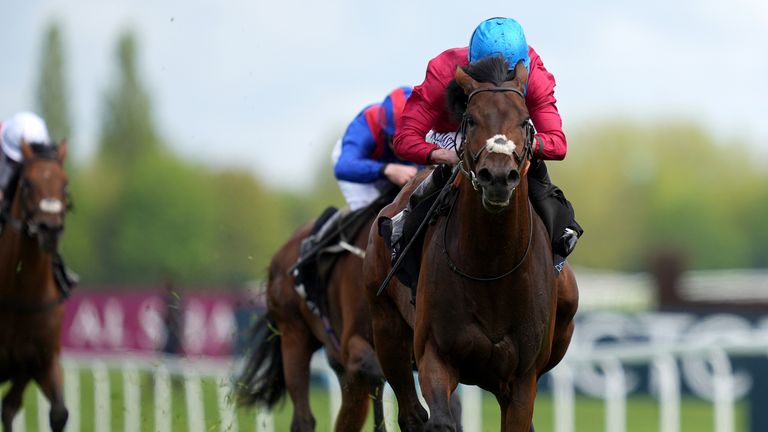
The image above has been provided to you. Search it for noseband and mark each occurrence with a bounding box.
[456,86,535,191]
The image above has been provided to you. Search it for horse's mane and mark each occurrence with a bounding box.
[28,143,59,161]
[446,56,516,121]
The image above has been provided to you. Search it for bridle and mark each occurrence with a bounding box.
[5,157,70,239]
[456,86,535,191]
[442,84,535,281]
[0,155,70,314]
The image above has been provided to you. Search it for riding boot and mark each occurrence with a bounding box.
[0,153,21,233]
[388,164,452,252]
[52,251,79,297]
[527,160,583,258]
[294,207,341,316]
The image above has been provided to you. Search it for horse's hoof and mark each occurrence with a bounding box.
[50,407,68,432]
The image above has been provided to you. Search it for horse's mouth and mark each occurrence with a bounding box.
[482,196,510,213]
[481,188,515,213]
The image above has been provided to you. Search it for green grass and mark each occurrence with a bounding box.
[5,371,747,431]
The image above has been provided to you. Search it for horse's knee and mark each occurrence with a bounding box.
[50,406,68,432]
[344,336,383,383]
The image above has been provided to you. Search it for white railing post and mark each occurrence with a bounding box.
[602,359,626,432]
[383,383,398,431]
[63,361,80,432]
[322,360,341,429]
[552,364,575,432]
[255,409,274,432]
[460,384,483,432]
[123,361,141,432]
[653,355,680,432]
[93,361,111,432]
[155,365,172,432]
[710,349,735,432]
[184,367,206,432]
[217,374,238,432]
[37,387,48,431]
[12,407,24,432]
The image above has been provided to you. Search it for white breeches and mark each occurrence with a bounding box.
[331,139,389,211]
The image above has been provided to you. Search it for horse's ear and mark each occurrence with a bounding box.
[455,66,478,94]
[57,140,68,162]
[512,60,528,92]
[20,138,34,161]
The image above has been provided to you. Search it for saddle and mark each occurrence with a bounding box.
[293,186,399,317]
[378,165,458,298]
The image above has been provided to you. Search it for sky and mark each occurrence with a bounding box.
[2,0,767,189]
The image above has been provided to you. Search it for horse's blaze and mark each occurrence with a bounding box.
[39,199,64,214]
[485,134,516,155]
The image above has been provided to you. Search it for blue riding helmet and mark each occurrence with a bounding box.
[469,17,530,72]
[379,86,413,138]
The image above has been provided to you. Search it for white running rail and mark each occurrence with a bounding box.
[10,339,763,432]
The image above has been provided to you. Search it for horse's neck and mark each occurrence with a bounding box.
[453,177,530,262]
[0,185,52,294]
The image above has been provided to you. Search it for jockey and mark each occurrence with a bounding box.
[392,17,583,259]
[332,86,417,210]
[0,111,79,293]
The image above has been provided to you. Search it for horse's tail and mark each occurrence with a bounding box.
[235,311,286,408]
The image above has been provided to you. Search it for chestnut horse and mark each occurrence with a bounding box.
[237,214,387,432]
[0,141,70,432]
[365,57,578,432]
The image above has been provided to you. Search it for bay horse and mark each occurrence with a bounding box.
[365,57,578,432]
[0,141,70,431]
[237,212,387,432]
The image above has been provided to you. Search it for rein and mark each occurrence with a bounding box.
[444,85,535,281]
[441,196,533,282]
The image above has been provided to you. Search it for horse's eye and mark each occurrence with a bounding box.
[465,115,475,126]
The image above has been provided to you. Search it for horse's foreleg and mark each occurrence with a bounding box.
[499,374,538,432]
[1,376,30,432]
[280,321,318,432]
[541,264,578,376]
[369,295,426,432]
[418,341,460,432]
[335,335,383,432]
[34,356,68,432]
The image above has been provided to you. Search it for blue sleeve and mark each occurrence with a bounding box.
[333,110,387,183]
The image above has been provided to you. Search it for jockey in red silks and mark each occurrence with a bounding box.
[332,86,418,210]
[392,17,583,259]
[0,111,79,293]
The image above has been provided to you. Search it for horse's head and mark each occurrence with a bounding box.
[448,56,533,213]
[15,140,70,253]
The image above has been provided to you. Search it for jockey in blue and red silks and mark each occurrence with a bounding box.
[0,111,79,293]
[332,86,418,210]
[392,17,583,259]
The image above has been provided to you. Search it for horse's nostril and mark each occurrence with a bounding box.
[507,169,521,186]
[477,168,493,185]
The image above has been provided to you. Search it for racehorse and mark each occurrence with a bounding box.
[364,57,579,432]
[237,213,387,432]
[0,141,70,432]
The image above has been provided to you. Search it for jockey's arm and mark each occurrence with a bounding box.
[334,111,387,183]
[393,58,452,166]
[526,49,567,160]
